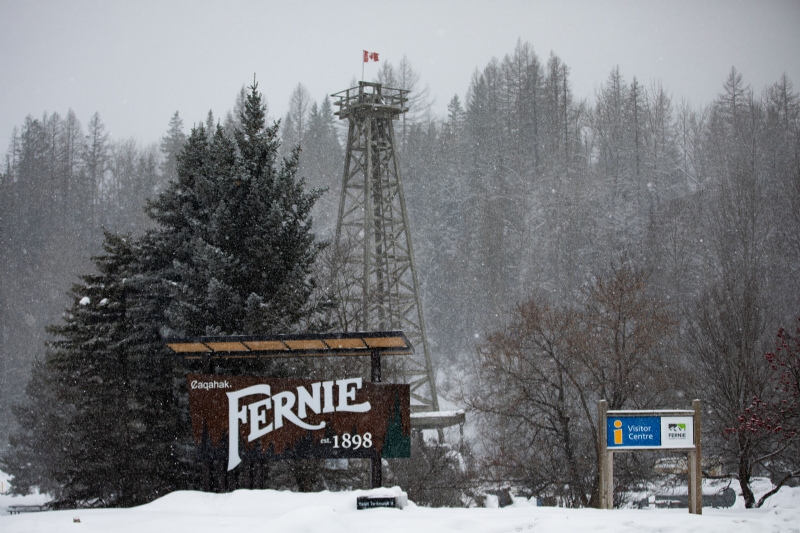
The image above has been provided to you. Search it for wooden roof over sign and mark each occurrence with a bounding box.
[165,331,414,359]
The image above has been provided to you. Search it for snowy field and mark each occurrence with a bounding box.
[2,473,799,533]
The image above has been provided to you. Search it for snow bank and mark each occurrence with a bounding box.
[3,469,797,533]
[2,482,799,533]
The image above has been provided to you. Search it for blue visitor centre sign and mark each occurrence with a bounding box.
[607,413,694,449]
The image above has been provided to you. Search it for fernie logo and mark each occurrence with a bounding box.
[667,423,687,439]
[613,419,623,444]
[226,378,370,470]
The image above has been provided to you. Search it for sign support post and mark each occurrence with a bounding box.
[606,449,615,509]
[598,400,610,509]
[201,354,212,492]
[371,349,382,488]
[688,399,702,514]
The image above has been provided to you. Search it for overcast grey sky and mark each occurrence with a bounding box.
[2,0,799,156]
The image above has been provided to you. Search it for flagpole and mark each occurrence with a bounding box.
[362,51,378,82]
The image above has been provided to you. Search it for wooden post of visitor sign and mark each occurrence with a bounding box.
[598,400,702,514]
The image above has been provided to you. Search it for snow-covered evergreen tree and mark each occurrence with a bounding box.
[6,232,189,506]
[5,84,329,503]
[160,111,186,185]
[300,96,341,232]
[146,83,325,341]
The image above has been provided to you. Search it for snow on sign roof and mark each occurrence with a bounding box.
[165,331,414,359]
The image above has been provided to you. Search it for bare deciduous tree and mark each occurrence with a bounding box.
[462,265,676,507]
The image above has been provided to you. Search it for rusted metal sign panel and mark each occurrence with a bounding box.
[187,374,410,470]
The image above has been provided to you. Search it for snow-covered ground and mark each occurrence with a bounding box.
[2,472,798,533]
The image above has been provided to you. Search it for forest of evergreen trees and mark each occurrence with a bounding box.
[1,41,798,507]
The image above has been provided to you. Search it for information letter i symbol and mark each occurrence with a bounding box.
[613,420,623,444]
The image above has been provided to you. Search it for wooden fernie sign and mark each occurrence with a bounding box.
[187,374,410,470]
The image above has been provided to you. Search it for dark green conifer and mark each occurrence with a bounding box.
[146,83,325,340]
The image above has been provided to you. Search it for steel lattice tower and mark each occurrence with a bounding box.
[332,81,439,413]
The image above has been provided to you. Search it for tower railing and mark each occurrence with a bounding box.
[332,82,409,120]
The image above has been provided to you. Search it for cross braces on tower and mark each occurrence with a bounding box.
[332,81,440,414]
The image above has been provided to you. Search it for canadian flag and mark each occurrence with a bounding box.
[363,50,379,62]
